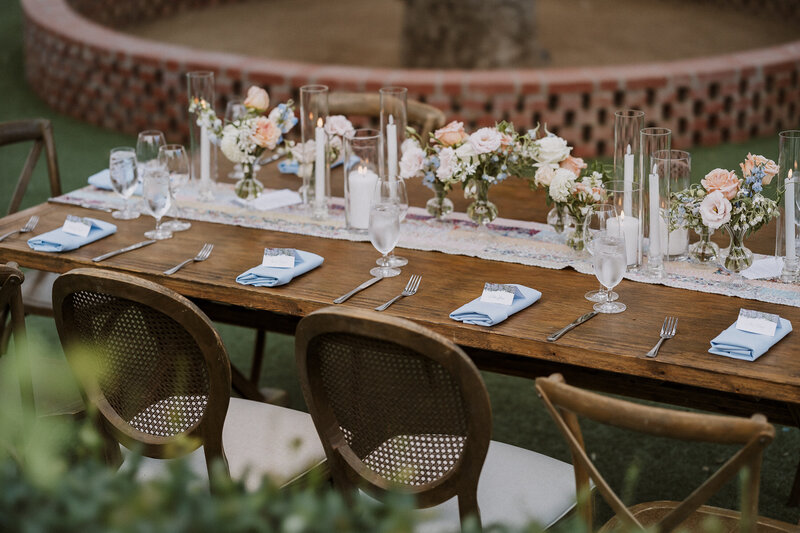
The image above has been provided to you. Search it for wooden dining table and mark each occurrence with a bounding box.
[2,164,800,502]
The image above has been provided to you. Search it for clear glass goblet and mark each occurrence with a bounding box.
[374,179,408,268]
[592,234,627,314]
[158,144,191,232]
[142,167,173,241]
[369,181,402,278]
[584,204,619,303]
[109,147,140,220]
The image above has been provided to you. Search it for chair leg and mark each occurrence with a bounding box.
[250,329,266,383]
[788,404,800,507]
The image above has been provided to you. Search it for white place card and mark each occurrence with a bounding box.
[736,309,780,337]
[479,283,521,306]
[236,189,302,211]
[262,248,296,268]
[62,215,92,237]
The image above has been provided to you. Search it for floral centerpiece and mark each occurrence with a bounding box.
[670,153,779,271]
[189,86,297,200]
[400,120,538,225]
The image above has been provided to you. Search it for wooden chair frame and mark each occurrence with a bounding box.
[0,119,62,215]
[329,92,447,142]
[0,262,33,407]
[296,306,492,526]
[535,373,776,533]
[52,268,232,474]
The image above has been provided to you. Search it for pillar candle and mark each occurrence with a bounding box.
[387,114,398,182]
[314,118,326,208]
[607,213,640,266]
[348,166,379,229]
[659,218,689,256]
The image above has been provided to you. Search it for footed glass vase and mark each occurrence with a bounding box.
[426,182,454,220]
[723,225,753,272]
[467,181,498,227]
[689,226,719,264]
[234,163,263,200]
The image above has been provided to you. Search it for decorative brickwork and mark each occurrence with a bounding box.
[22,0,800,157]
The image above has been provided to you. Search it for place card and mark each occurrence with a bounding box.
[479,283,521,306]
[62,215,93,237]
[262,248,296,268]
[736,309,780,337]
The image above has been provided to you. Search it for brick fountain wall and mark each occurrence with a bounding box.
[21,0,800,157]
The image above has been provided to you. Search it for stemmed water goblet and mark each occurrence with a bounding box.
[136,130,166,174]
[583,204,619,303]
[369,181,402,279]
[375,179,409,269]
[108,147,140,220]
[592,232,627,314]
[142,167,173,241]
[158,144,191,232]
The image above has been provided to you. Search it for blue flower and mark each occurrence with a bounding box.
[497,173,508,182]
[422,172,435,190]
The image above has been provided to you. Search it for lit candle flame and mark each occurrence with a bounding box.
[317,117,324,128]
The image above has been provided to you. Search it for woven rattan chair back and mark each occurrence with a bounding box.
[0,262,32,406]
[53,269,231,470]
[296,307,491,524]
[536,374,776,533]
[328,92,447,143]
[0,119,62,215]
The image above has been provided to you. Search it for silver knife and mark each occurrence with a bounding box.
[48,197,113,213]
[92,239,157,263]
[547,311,598,342]
[333,276,383,304]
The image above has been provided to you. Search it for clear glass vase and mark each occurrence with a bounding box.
[234,163,264,200]
[565,215,586,252]
[688,226,719,264]
[547,204,570,234]
[467,180,498,227]
[723,224,753,273]
[426,182,454,220]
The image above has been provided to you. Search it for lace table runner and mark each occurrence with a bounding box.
[54,183,800,308]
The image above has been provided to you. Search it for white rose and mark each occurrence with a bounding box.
[290,139,316,164]
[324,115,354,137]
[243,86,270,112]
[468,127,503,155]
[548,168,577,203]
[436,147,457,181]
[455,141,477,160]
[534,165,556,187]
[535,134,571,164]
[399,145,426,179]
[401,137,420,154]
[699,190,732,229]
[220,125,246,164]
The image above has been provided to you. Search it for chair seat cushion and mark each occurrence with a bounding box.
[363,440,577,532]
[128,397,326,491]
[20,269,57,316]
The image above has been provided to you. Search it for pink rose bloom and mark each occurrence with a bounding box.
[468,127,503,155]
[560,156,587,176]
[399,145,425,179]
[252,117,282,149]
[324,115,354,137]
[434,121,468,147]
[243,86,270,112]
[701,168,740,200]
[699,190,732,229]
[534,165,556,187]
[741,153,779,185]
[762,159,779,185]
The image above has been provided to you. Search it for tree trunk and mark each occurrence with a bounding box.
[401,0,548,69]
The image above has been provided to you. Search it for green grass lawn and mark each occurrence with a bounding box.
[1,0,797,526]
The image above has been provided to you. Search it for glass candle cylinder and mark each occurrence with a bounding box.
[606,179,643,270]
[776,130,800,282]
[300,85,329,208]
[640,128,671,277]
[653,149,691,261]
[344,129,383,232]
[380,87,407,182]
[187,71,217,202]
[613,110,645,218]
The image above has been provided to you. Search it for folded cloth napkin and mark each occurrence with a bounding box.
[235,250,324,287]
[27,218,117,252]
[709,318,793,361]
[449,284,541,327]
[278,156,358,175]
[88,169,142,196]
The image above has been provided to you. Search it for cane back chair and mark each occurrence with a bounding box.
[535,373,795,533]
[296,306,577,531]
[53,268,326,489]
[0,262,33,407]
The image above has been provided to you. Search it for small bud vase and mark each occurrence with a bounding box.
[565,214,586,252]
[234,163,263,200]
[688,226,719,264]
[426,182,454,220]
[723,224,753,272]
[547,204,570,234]
[467,180,498,227]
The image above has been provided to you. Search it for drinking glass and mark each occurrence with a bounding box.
[583,204,619,302]
[375,179,409,268]
[158,144,191,232]
[225,99,247,180]
[369,181,402,278]
[136,130,166,173]
[592,234,627,314]
[143,167,173,240]
[108,147,140,220]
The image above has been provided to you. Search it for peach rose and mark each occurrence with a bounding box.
[434,120,468,147]
[252,117,281,149]
[560,156,587,176]
[701,168,740,200]
[534,165,556,187]
[762,159,779,185]
[243,86,270,112]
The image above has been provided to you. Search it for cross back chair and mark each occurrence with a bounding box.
[53,268,326,488]
[329,92,447,142]
[296,307,577,531]
[0,262,33,408]
[535,373,794,533]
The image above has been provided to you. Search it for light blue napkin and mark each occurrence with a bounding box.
[88,169,142,196]
[235,250,324,287]
[27,218,117,252]
[449,284,541,327]
[709,318,793,361]
[277,156,358,175]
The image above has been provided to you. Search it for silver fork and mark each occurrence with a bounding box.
[645,316,678,358]
[0,216,39,243]
[163,243,213,275]
[375,275,422,312]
